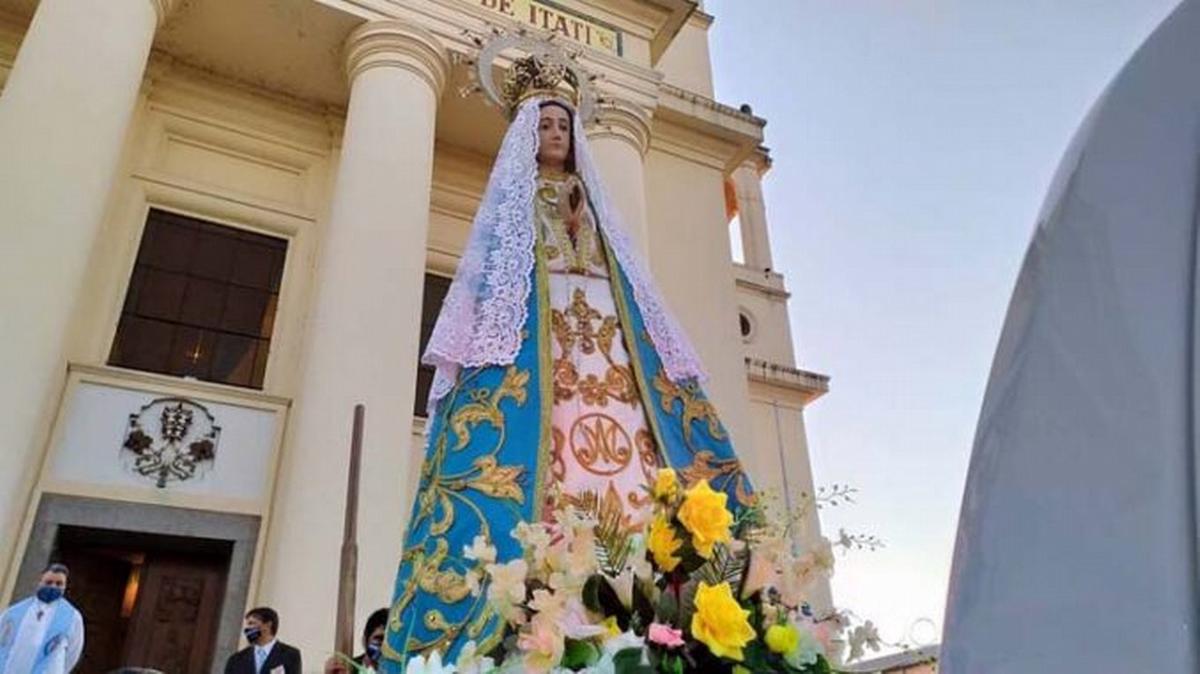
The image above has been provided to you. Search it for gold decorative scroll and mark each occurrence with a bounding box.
[477,0,623,56]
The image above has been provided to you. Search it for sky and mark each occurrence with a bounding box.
[705,0,1181,652]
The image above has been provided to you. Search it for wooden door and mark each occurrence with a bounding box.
[58,550,131,674]
[121,555,226,674]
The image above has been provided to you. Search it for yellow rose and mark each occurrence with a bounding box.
[677,480,733,558]
[765,623,800,656]
[690,581,755,662]
[654,468,679,500]
[647,515,683,572]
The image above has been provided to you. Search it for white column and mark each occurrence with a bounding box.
[0,0,175,583]
[259,20,447,655]
[731,158,775,271]
[587,98,653,256]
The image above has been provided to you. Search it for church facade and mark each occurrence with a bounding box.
[0,0,829,671]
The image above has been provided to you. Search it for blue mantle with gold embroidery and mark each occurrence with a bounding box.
[381,235,752,669]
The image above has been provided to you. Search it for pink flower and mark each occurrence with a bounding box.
[647,622,685,649]
[517,614,565,674]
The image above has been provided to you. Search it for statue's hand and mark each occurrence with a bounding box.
[558,178,587,237]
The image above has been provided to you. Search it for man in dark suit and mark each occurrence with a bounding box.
[223,607,302,674]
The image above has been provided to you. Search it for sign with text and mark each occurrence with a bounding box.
[478,0,624,56]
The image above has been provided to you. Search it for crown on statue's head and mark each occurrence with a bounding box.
[501,51,581,114]
[461,26,598,123]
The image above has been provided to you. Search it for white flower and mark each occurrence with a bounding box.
[560,597,607,640]
[812,536,836,571]
[624,534,653,580]
[464,569,484,597]
[846,621,882,662]
[464,535,497,564]
[513,521,553,567]
[485,558,530,625]
[783,623,825,668]
[607,567,635,610]
[601,630,647,660]
[495,656,529,674]
[456,641,496,674]
[405,650,458,674]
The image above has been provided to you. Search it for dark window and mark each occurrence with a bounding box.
[415,273,452,417]
[739,312,753,339]
[109,209,287,389]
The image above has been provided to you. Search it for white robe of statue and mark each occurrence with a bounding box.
[942,1,1200,671]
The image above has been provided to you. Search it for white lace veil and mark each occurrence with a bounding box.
[423,97,706,410]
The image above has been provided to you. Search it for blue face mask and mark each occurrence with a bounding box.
[244,627,262,644]
[365,643,382,663]
[36,586,63,603]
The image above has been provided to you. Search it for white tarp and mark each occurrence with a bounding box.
[941,1,1200,671]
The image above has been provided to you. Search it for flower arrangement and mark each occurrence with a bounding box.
[402,469,882,673]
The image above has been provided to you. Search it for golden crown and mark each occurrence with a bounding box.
[462,27,597,122]
[502,52,579,110]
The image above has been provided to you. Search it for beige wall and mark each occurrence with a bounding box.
[656,11,716,97]
[645,142,754,458]
[737,266,800,365]
[747,382,832,612]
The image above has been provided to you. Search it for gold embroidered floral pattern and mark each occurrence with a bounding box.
[636,429,658,483]
[415,539,474,604]
[679,450,755,508]
[552,288,618,358]
[653,372,727,446]
[537,177,605,273]
[391,363,532,659]
[450,367,529,450]
[549,287,640,407]
[468,455,525,503]
[556,482,642,532]
[578,365,639,407]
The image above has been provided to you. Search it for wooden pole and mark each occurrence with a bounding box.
[335,404,365,658]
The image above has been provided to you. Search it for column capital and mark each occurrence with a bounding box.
[588,98,653,157]
[148,0,180,27]
[344,20,449,97]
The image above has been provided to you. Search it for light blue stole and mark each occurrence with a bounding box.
[0,597,80,674]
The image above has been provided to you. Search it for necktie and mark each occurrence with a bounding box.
[255,647,266,673]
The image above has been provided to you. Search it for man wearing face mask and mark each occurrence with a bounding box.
[323,607,388,673]
[0,563,84,674]
[356,608,387,671]
[223,607,301,674]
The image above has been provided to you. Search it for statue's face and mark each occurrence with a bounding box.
[537,104,572,169]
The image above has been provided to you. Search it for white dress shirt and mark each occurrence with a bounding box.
[253,638,276,673]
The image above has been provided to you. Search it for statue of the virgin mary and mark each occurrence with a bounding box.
[382,43,752,668]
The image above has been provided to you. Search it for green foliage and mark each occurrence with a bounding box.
[613,647,655,674]
[561,639,601,669]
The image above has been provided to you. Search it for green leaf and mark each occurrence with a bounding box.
[656,588,680,624]
[583,573,630,628]
[583,574,605,614]
[613,647,654,674]
[632,578,656,628]
[561,638,601,669]
[658,653,684,674]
